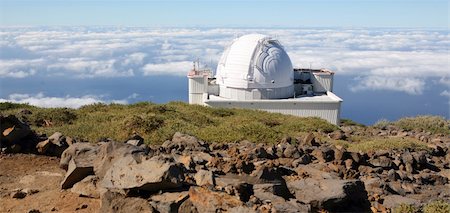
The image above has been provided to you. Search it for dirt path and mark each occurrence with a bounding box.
[0,154,100,213]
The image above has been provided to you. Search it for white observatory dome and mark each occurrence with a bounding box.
[216,34,294,100]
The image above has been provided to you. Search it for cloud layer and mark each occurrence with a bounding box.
[0,92,129,108]
[0,27,448,95]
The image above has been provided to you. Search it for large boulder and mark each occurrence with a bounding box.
[101,155,185,193]
[60,142,98,170]
[286,178,371,212]
[71,175,103,198]
[60,142,98,189]
[0,115,31,145]
[61,156,95,189]
[0,115,35,153]
[93,141,146,180]
[36,132,68,156]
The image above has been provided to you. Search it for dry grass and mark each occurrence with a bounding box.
[374,116,450,135]
[328,137,429,153]
[423,200,450,213]
[391,200,450,213]
[0,102,338,144]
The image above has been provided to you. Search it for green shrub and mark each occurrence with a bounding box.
[340,118,365,127]
[30,108,77,126]
[0,102,34,111]
[347,138,428,152]
[78,103,109,113]
[123,114,164,134]
[239,121,280,143]
[392,203,418,213]
[151,104,175,113]
[423,200,450,213]
[393,116,450,135]
[211,108,234,117]
[373,118,390,129]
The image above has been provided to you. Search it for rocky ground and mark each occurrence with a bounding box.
[0,114,449,213]
[0,154,100,212]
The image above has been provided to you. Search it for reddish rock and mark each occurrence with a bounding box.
[188,187,243,212]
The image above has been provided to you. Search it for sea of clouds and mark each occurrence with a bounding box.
[0,26,449,108]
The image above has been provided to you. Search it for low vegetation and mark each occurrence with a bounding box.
[374,116,450,135]
[329,137,429,153]
[340,118,365,127]
[392,200,450,213]
[0,102,338,144]
[422,200,450,213]
[392,203,418,213]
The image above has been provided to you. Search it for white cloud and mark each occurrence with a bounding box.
[441,90,450,98]
[438,77,450,87]
[122,52,147,66]
[350,76,425,95]
[142,61,193,76]
[440,90,450,110]
[127,93,139,99]
[0,26,448,95]
[0,92,128,108]
[1,69,36,78]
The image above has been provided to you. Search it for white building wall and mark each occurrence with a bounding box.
[188,75,207,104]
[312,73,333,93]
[205,99,341,125]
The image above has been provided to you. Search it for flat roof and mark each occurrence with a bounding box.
[207,92,342,103]
[294,68,334,75]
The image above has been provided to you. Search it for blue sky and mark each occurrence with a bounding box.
[0,0,448,28]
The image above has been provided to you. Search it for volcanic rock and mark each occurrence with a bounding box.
[188,187,243,213]
[194,169,215,187]
[100,190,154,213]
[101,155,185,192]
[71,175,103,198]
[148,191,189,213]
[36,132,68,156]
[286,178,370,212]
[61,156,95,189]
[93,141,146,180]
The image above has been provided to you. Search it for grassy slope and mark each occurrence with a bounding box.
[0,102,338,144]
[1,102,448,150]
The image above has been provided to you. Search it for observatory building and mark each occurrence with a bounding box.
[187,34,343,125]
